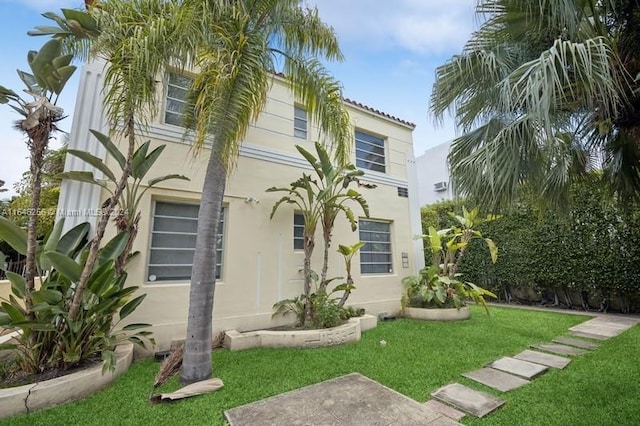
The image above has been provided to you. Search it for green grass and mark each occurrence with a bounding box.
[2,307,637,425]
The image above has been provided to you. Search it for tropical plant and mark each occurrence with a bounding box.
[0,218,153,375]
[335,241,365,308]
[60,130,189,275]
[0,38,76,318]
[430,0,640,208]
[402,207,498,314]
[268,143,371,324]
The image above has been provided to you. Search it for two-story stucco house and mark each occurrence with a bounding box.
[56,61,424,350]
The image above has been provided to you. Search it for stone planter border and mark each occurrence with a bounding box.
[0,342,133,419]
[404,306,471,321]
[223,314,377,351]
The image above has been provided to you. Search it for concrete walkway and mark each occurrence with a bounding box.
[429,314,639,420]
[224,373,460,425]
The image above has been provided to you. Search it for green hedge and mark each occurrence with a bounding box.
[420,183,640,313]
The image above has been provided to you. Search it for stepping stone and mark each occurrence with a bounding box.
[463,367,529,392]
[531,343,588,357]
[553,336,599,350]
[513,350,571,369]
[424,399,466,421]
[431,383,505,418]
[570,330,609,341]
[487,357,548,379]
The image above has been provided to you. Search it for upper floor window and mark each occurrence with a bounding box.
[148,201,225,282]
[355,130,386,173]
[294,106,308,139]
[165,73,192,127]
[294,213,305,250]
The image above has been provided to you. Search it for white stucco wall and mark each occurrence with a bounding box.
[415,141,453,207]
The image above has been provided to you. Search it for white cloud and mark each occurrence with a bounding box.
[5,0,82,12]
[306,0,474,54]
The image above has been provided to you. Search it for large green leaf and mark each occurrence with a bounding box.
[57,222,90,256]
[130,141,151,179]
[44,251,82,282]
[67,149,117,182]
[90,130,126,170]
[5,272,26,299]
[133,143,165,179]
[31,289,63,304]
[98,232,130,265]
[119,295,146,320]
[146,174,190,188]
[58,171,110,191]
[0,216,28,255]
[1,302,26,322]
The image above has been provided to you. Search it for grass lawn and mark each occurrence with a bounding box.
[2,306,638,425]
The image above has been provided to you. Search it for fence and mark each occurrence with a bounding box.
[0,259,26,280]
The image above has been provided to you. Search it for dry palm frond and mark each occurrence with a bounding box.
[153,344,183,389]
[212,331,226,350]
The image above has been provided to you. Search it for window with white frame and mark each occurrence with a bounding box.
[164,73,192,127]
[359,219,392,274]
[148,201,224,282]
[294,106,308,139]
[294,213,305,250]
[355,130,386,173]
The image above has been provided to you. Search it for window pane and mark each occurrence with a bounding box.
[149,201,224,281]
[294,106,307,139]
[294,213,305,250]
[355,130,386,173]
[165,72,192,127]
[359,219,392,274]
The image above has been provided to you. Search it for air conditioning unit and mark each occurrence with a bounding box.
[434,181,448,192]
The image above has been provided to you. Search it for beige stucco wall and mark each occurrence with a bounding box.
[63,69,418,352]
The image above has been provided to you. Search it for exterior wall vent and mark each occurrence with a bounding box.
[397,186,408,198]
[434,181,448,192]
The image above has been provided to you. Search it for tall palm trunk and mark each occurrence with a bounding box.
[302,231,315,324]
[24,131,48,316]
[319,226,331,292]
[181,140,226,384]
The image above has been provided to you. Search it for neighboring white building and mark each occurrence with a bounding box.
[415,141,453,207]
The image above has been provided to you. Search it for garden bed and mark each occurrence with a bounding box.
[223,314,377,351]
[403,306,471,321]
[0,343,133,419]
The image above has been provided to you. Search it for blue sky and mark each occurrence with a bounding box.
[0,0,475,197]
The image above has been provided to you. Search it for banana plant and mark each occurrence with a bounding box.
[0,38,77,316]
[59,130,189,275]
[267,142,373,324]
[402,206,499,314]
[0,218,153,374]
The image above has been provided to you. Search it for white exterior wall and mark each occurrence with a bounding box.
[60,63,421,351]
[415,142,453,207]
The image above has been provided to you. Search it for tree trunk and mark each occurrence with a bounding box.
[24,133,47,316]
[181,141,226,384]
[319,226,331,292]
[69,119,136,321]
[302,232,315,326]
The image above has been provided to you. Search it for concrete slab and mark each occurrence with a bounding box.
[513,350,571,369]
[570,330,610,341]
[569,316,639,339]
[431,383,505,418]
[424,399,466,421]
[553,336,599,350]
[225,373,460,426]
[531,343,588,357]
[487,357,548,380]
[463,367,529,392]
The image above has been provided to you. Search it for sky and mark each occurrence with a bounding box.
[0,0,476,197]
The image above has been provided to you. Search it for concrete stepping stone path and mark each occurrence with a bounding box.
[431,383,505,418]
[570,330,610,341]
[513,349,571,369]
[531,343,588,357]
[553,336,599,350]
[487,357,548,380]
[463,367,529,392]
[569,316,640,340]
[424,399,466,421]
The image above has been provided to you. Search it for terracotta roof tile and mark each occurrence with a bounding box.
[344,98,416,128]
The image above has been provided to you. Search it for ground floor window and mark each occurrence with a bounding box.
[148,201,224,282]
[359,219,392,274]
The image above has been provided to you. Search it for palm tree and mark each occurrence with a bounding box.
[430,0,640,208]
[178,0,351,383]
